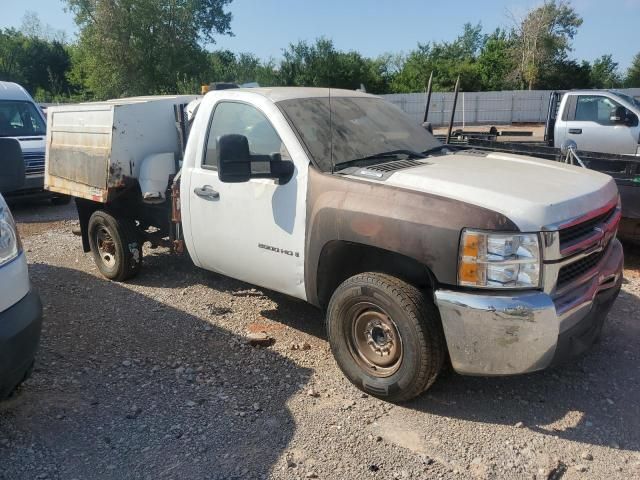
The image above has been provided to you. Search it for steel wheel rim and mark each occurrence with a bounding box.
[347,302,403,378]
[95,226,117,268]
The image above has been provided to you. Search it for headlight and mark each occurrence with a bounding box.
[458,230,541,289]
[0,196,21,267]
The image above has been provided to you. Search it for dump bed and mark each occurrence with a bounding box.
[45,95,198,202]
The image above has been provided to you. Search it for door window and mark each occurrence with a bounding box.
[574,96,621,125]
[203,102,290,169]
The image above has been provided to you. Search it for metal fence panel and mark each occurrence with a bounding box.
[381,89,640,126]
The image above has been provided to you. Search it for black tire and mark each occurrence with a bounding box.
[88,210,142,281]
[51,195,71,206]
[326,273,445,402]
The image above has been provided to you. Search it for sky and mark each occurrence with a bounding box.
[1,0,639,70]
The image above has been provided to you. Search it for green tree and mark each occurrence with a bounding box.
[279,38,383,91]
[391,23,485,93]
[510,0,583,89]
[0,28,72,99]
[64,0,233,99]
[626,52,640,87]
[206,50,280,86]
[537,58,591,90]
[590,54,622,88]
[477,29,516,91]
[208,50,241,82]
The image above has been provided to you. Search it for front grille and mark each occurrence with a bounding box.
[366,159,423,173]
[557,249,606,288]
[559,207,616,247]
[23,152,45,175]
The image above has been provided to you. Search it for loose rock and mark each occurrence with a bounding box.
[245,332,274,347]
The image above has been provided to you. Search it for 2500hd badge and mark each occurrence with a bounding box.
[258,243,300,258]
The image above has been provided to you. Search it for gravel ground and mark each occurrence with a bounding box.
[1,200,639,480]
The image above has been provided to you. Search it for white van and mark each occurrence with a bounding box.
[0,138,42,398]
[0,81,67,204]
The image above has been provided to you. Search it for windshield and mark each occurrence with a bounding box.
[0,100,46,137]
[278,96,442,172]
[612,91,640,109]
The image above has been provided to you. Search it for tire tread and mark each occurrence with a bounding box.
[327,272,445,402]
[88,210,142,282]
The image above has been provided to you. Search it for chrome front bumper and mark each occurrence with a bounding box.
[434,239,623,375]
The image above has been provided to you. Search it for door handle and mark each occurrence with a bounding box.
[194,185,220,200]
[569,128,582,134]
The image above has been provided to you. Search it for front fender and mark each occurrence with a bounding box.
[304,167,518,306]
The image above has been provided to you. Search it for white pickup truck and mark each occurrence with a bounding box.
[45,88,623,402]
[551,89,640,156]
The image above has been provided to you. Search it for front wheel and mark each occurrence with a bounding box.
[326,273,445,402]
[88,210,142,281]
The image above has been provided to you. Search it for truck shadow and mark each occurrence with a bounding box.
[131,248,327,340]
[0,264,311,480]
[405,287,640,453]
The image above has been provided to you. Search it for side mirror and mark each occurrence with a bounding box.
[610,106,627,124]
[560,139,578,156]
[625,111,639,127]
[0,138,25,193]
[217,134,295,184]
[217,134,251,183]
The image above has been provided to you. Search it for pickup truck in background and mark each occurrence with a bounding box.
[549,89,640,156]
[45,88,623,402]
[0,81,68,205]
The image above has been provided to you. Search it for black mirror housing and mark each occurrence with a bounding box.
[0,138,25,193]
[217,134,295,184]
[610,106,627,124]
[217,134,252,183]
[270,158,295,184]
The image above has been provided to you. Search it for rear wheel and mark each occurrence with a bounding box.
[88,210,142,281]
[326,273,445,402]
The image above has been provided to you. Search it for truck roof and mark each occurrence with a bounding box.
[207,87,375,103]
[565,89,628,95]
[0,81,34,102]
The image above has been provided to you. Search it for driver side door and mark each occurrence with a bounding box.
[186,100,307,299]
[566,95,639,155]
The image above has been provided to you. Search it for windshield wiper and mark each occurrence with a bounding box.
[335,149,425,170]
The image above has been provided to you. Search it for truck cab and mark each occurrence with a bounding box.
[553,89,640,156]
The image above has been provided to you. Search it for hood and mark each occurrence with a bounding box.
[349,151,618,232]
